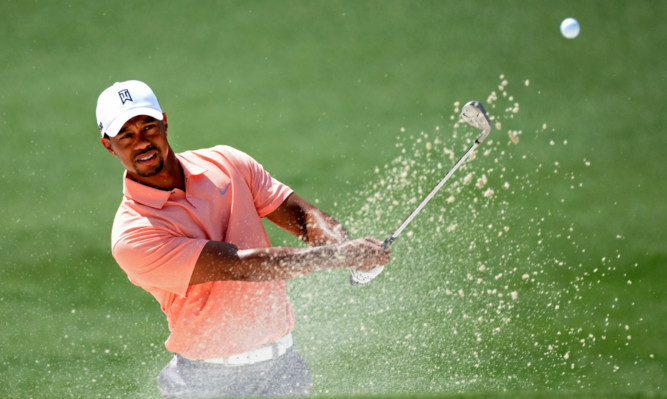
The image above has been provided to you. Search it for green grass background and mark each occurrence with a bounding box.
[0,1,665,398]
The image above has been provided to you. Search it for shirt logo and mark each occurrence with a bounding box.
[118,89,133,104]
[220,183,230,195]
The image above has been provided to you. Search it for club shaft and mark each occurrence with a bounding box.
[382,141,480,249]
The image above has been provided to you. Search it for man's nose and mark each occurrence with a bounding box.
[134,132,151,150]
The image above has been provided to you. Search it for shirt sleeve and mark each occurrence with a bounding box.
[112,224,208,298]
[222,146,293,218]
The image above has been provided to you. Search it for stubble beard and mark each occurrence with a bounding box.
[133,151,165,178]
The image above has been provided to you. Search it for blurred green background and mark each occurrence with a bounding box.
[0,1,665,398]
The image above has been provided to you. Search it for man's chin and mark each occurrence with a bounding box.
[133,160,164,178]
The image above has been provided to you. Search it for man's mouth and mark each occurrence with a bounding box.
[136,150,157,163]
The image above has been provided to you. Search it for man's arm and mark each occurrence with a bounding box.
[189,237,387,284]
[265,193,350,246]
[188,193,389,285]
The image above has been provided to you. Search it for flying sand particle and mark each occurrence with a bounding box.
[476,175,488,189]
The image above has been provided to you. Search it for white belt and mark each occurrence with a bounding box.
[189,333,293,366]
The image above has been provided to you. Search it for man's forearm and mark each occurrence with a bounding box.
[302,209,350,246]
[265,193,350,247]
[190,238,389,285]
[234,245,344,280]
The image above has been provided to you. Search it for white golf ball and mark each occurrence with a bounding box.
[560,17,580,39]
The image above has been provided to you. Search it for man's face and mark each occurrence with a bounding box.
[101,114,169,178]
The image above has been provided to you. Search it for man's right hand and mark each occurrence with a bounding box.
[339,237,390,285]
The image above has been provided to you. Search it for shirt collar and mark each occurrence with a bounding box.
[122,153,207,209]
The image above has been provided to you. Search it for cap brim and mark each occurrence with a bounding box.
[103,108,164,137]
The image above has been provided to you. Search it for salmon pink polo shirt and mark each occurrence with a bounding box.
[110,145,295,359]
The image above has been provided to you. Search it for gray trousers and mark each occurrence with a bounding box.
[158,347,312,398]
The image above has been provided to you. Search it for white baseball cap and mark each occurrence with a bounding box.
[96,80,163,137]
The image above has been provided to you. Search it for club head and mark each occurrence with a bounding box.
[460,101,492,143]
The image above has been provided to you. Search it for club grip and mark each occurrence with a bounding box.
[381,236,394,250]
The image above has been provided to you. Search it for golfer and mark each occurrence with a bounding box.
[95,80,390,398]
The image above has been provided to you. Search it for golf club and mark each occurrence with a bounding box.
[350,101,492,285]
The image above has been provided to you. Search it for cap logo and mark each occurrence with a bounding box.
[98,121,104,132]
[118,89,133,104]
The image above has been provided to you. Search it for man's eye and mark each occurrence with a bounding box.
[119,133,133,140]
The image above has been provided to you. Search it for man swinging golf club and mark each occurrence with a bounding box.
[95,80,390,398]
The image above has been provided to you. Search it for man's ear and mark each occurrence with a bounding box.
[162,112,168,135]
[100,137,117,157]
